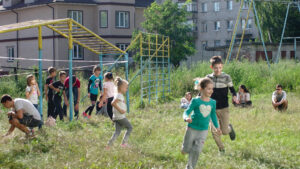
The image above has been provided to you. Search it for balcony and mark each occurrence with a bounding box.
[178,2,198,13]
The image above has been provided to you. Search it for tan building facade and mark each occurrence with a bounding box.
[0,0,153,70]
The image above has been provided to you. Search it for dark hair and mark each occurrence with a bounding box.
[185,92,192,101]
[26,74,35,86]
[93,66,101,73]
[59,71,66,77]
[48,67,56,74]
[210,56,223,66]
[1,94,12,103]
[276,84,283,89]
[115,77,128,90]
[240,85,250,93]
[71,75,76,84]
[104,72,114,80]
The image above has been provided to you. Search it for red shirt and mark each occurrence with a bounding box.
[64,77,80,88]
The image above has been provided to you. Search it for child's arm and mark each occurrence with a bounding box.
[99,88,107,107]
[87,79,92,97]
[49,83,59,93]
[211,101,222,135]
[63,90,69,106]
[227,75,237,102]
[36,84,40,97]
[25,87,34,99]
[183,99,195,123]
[44,83,48,100]
[111,98,126,114]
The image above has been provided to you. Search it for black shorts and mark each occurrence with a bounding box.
[19,114,42,128]
[90,94,98,102]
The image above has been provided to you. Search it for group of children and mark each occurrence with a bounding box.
[180,56,289,168]
[1,54,290,168]
[1,65,132,147]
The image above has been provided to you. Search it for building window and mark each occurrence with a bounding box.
[214,2,220,12]
[73,44,84,60]
[202,41,208,49]
[99,10,108,28]
[226,40,231,45]
[186,2,198,12]
[116,11,129,28]
[227,1,233,10]
[201,23,207,32]
[214,21,220,31]
[214,40,221,47]
[243,1,249,9]
[116,43,129,51]
[7,46,14,62]
[247,19,252,29]
[201,3,207,12]
[227,20,233,30]
[68,10,83,24]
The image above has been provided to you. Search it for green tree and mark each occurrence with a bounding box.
[254,1,300,42]
[140,0,196,67]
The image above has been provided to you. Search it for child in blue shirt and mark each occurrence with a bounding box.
[181,77,221,169]
[83,66,102,119]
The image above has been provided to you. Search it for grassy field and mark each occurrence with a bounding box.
[0,92,299,169]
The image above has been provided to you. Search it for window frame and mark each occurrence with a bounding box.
[214,40,221,47]
[116,43,130,51]
[72,44,84,60]
[7,46,15,62]
[99,10,108,28]
[67,10,83,25]
[227,0,233,10]
[201,3,207,12]
[214,21,221,31]
[214,2,220,12]
[115,11,130,29]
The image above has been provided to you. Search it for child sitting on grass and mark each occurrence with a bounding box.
[181,78,221,169]
[25,74,40,110]
[181,92,192,109]
[272,84,288,111]
[107,77,132,148]
[234,85,252,107]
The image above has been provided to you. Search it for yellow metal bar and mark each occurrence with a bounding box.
[0,18,70,34]
[140,33,143,57]
[38,26,42,50]
[68,20,73,50]
[162,36,165,57]
[71,20,125,54]
[225,0,244,63]
[236,0,253,60]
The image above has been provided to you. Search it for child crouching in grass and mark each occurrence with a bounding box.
[107,77,132,148]
[181,78,221,169]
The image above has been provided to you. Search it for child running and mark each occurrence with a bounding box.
[181,78,221,169]
[83,66,102,119]
[25,74,40,110]
[107,77,132,148]
[49,71,68,121]
[206,56,237,153]
[44,67,56,118]
[99,72,115,120]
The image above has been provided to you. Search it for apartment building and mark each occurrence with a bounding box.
[159,0,259,63]
[0,0,154,70]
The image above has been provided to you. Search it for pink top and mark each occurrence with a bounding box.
[103,81,115,98]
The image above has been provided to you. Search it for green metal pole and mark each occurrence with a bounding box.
[253,1,270,68]
[99,53,103,88]
[125,53,129,113]
[276,3,290,63]
[38,26,43,120]
[148,35,151,104]
[294,38,297,60]
[140,55,143,105]
[155,35,158,100]
[68,21,73,121]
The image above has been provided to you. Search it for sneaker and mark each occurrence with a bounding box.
[229,124,236,141]
[82,112,87,117]
[121,143,130,148]
[105,146,110,150]
[87,115,91,119]
[219,148,225,154]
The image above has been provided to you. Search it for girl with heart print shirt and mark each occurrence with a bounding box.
[181,77,221,169]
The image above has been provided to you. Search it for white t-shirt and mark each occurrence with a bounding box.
[237,92,250,103]
[112,93,126,121]
[26,85,38,104]
[13,98,41,120]
[103,81,116,98]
